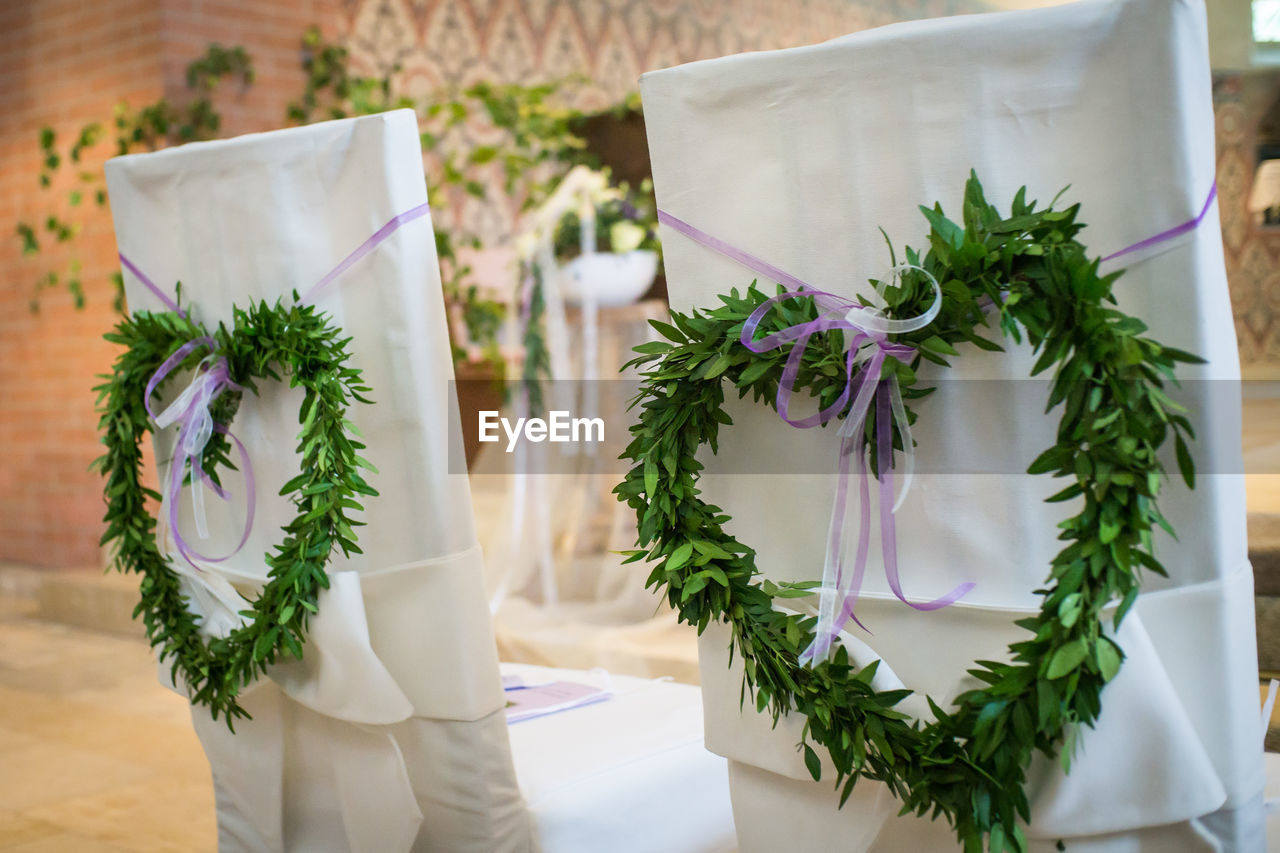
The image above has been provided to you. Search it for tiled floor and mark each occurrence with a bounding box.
[0,596,215,852]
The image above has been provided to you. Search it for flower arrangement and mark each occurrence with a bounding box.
[550,174,662,264]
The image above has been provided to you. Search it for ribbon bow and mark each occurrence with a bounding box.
[144,336,255,568]
[655,209,976,665]
[739,271,975,665]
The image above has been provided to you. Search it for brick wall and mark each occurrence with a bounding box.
[0,1,163,568]
[0,0,337,568]
[157,0,343,137]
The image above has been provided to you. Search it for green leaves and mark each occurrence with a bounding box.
[666,541,694,572]
[1096,637,1123,682]
[920,203,965,250]
[1045,640,1088,679]
[919,335,960,358]
[1175,433,1195,489]
[643,456,659,498]
[616,173,1200,853]
[97,299,376,725]
[803,742,823,781]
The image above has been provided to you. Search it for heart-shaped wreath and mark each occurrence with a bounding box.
[616,174,1202,851]
[95,297,377,725]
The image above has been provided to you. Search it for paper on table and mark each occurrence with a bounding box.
[505,681,612,723]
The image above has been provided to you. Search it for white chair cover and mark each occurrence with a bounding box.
[640,0,1263,849]
[107,110,534,852]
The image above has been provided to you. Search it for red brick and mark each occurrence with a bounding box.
[0,0,336,568]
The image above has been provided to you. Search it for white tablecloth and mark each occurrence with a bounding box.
[504,662,736,852]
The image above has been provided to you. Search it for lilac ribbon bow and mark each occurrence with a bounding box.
[657,210,974,664]
[145,337,255,567]
[740,283,976,664]
[120,201,431,568]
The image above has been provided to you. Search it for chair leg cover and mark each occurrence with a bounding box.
[726,760,1239,853]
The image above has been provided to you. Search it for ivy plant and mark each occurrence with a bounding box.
[15,45,253,313]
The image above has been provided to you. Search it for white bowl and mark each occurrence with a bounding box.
[558,250,659,308]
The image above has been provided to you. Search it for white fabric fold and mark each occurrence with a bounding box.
[170,556,474,852]
[1132,559,1265,812]
[698,569,1244,845]
[326,718,423,853]
[1023,609,1226,838]
[192,690,425,853]
[173,549,532,852]
[266,571,415,726]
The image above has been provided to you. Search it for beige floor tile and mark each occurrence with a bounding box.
[0,831,133,852]
[0,725,38,754]
[0,739,153,812]
[0,620,136,672]
[23,779,215,853]
[0,606,215,850]
[0,599,36,622]
[66,680,195,731]
[0,810,60,847]
[0,684,206,780]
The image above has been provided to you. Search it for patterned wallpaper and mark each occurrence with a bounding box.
[1216,71,1280,373]
[341,0,988,96]
[327,0,992,241]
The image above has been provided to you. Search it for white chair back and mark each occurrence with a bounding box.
[641,0,1261,847]
[107,110,534,852]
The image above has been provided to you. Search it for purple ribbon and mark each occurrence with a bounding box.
[145,338,255,567]
[1101,182,1217,263]
[740,287,975,663]
[741,289,914,428]
[298,201,432,305]
[658,210,973,663]
[121,253,185,317]
[119,201,431,568]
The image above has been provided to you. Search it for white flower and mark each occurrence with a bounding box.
[610,221,646,254]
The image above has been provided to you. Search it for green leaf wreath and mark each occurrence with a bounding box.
[616,173,1203,851]
[94,297,377,725]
